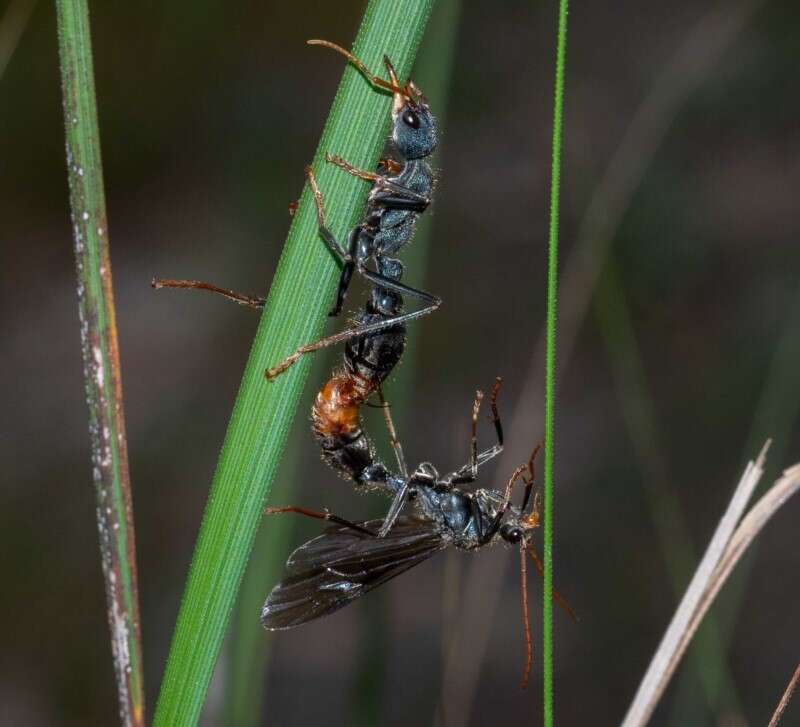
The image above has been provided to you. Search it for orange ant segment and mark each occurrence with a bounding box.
[311,374,371,439]
[288,201,298,217]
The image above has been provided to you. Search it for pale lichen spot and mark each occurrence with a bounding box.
[93,346,105,388]
[82,211,89,221]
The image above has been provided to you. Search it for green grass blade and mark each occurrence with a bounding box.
[543,0,570,723]
[152,2,435,724]
[55,2,146,725]
[221,351,330,727]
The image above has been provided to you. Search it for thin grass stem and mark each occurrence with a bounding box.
[542,0,570,723]
[620,443,774,727]
[55,2,145,725]
[768,664,800,727]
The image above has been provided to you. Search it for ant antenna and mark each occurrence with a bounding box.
[519,541,533,689]
[307,40,406,97]
[527,546,578,623]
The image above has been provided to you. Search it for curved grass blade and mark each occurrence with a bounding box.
[153,2,435,724]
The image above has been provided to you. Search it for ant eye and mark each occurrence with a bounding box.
[402,109,420,129]
[500,523,523,543]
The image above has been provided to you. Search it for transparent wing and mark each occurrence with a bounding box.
[261,516,446,630]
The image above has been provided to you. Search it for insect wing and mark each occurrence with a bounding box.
[261,517,445,630]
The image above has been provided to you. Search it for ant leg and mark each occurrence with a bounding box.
[519,542,533,690]
[325,153,380,183]
[305,165,348,261]
[441,389,485,487]
[518,444,542,514]
[329,228,358,317]
[264,505,376,537]
[369,194,429,213]
[326,154,430,208]
[445,378,505,485]
[376,387,407,477]
[306,165,360,317]
[377,480,410,538]
[151,278,266,309]
[370,387,414,538]
[475,377,504,466]
[265,286,439,380]
[378,158,403,175]
[358,266,440,310]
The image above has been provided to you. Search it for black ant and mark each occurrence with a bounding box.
[154,40,441,381]
[153,40,443,530]
[261,381,575,688]
[266,39,441,379]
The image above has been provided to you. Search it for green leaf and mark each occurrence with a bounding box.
[153,2,435,724]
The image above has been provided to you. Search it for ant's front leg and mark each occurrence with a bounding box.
[325,152,382,183]
[326,153,429,209]
[305,165,348,262]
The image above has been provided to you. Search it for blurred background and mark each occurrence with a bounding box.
[1,0,798,724]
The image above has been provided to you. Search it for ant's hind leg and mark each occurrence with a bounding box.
[151,278,266,310]
[376,388,407,478]
[265,281,438,380]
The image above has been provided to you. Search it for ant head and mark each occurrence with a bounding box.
[391,94,437,160]
[307,41,437,161]
[499,506,539,546]
[498,445,543,546]
[383,56,438,160]
[499,521,525,544]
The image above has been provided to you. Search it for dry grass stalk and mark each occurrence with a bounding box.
[622,449,800,726]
